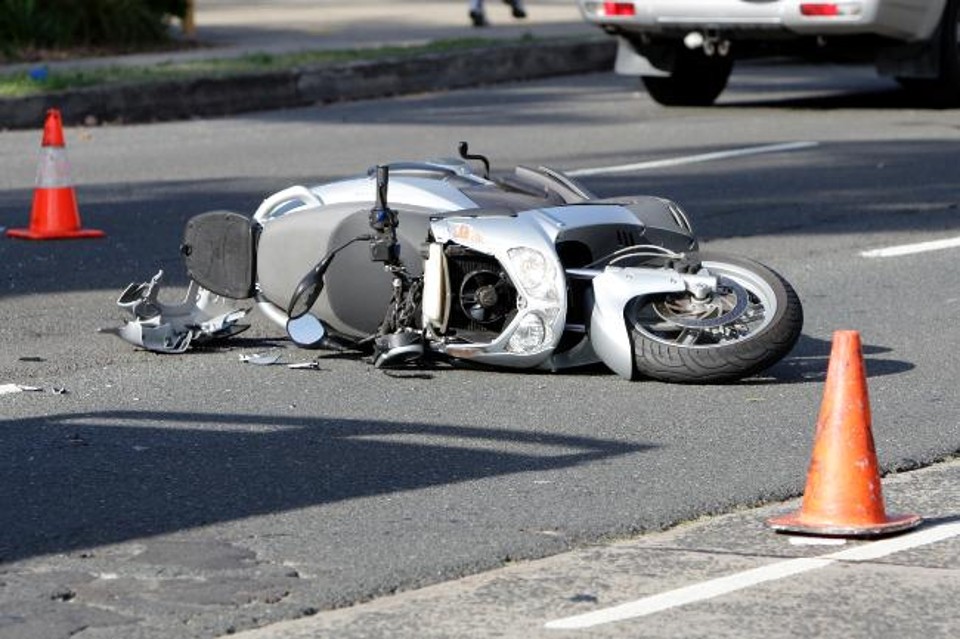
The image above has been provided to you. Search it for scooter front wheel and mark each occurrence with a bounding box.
[627,252,803,383]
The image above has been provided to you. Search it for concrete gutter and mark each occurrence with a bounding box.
[0,38,615,130]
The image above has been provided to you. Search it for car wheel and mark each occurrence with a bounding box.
[641,45,733,106]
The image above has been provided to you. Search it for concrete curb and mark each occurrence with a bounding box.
[0,39,615,129]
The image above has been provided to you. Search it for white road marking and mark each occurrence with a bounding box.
[860,236,960,258]
[544,520,960,630]
[566,141,819,177]
[789,536,847,547]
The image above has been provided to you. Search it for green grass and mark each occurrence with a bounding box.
[0,37,521,98]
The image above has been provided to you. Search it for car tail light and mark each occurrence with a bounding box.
[602,2,636,17]
[800,3,862,16]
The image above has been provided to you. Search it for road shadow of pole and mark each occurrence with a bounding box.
[0,411,654,564]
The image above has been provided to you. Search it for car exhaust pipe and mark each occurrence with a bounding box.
[683,31,731,56]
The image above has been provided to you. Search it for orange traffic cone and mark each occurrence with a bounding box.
[767,330,921,537]
[6,109,104,240]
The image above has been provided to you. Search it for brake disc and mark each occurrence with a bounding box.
[652,276,750,329]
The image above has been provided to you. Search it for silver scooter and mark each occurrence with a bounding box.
[108,143,803,383]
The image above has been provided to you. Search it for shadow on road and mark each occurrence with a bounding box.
[722,88,928,111]
[580,138,960,242]
[742,333,914,386]
[0,411,652,564]
[0,176,297,298]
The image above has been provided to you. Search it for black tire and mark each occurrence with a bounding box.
[628,252,803,383]
[641,46,733,106]
[897,0,960,107]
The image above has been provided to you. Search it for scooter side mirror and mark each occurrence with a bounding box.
[288,264,326,319]
[286,313,326,348]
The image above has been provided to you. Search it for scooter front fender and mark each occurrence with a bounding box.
[589,267,687,379]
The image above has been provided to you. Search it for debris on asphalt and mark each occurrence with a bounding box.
[287,361,321,370]
[103,270,250,354]
[0,383,44,395]
[239,352,283,366]
[66,433,89,447]
[568,593,599,604]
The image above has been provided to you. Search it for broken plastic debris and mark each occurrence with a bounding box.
[239,352,283,366]
[200,310,247,334]
[104,270,249,353]
[0,384,43,395]
[287,361,321,370]
[141,323,193,353]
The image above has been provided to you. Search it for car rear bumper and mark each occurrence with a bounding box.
[576,0,935,41]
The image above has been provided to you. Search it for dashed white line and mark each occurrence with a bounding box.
[566,141,819,177]
[860,236,960,258]
[544,520,960,630]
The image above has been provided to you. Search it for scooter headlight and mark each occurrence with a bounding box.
[506,247,558,302]
[507,312,549,353]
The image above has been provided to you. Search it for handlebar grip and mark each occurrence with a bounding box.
[375,165,389,211]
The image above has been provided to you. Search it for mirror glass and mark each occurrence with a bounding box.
[286,314,326,348]
[288,267,324,319]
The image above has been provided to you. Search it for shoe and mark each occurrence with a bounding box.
[469,10,488,27]
[503,0,526,18]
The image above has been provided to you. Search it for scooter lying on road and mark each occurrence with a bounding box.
[107,143,803,383]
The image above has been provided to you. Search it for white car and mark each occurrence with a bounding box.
[576,0,959,105]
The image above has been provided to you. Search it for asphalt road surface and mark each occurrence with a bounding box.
[1,62,958,638]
